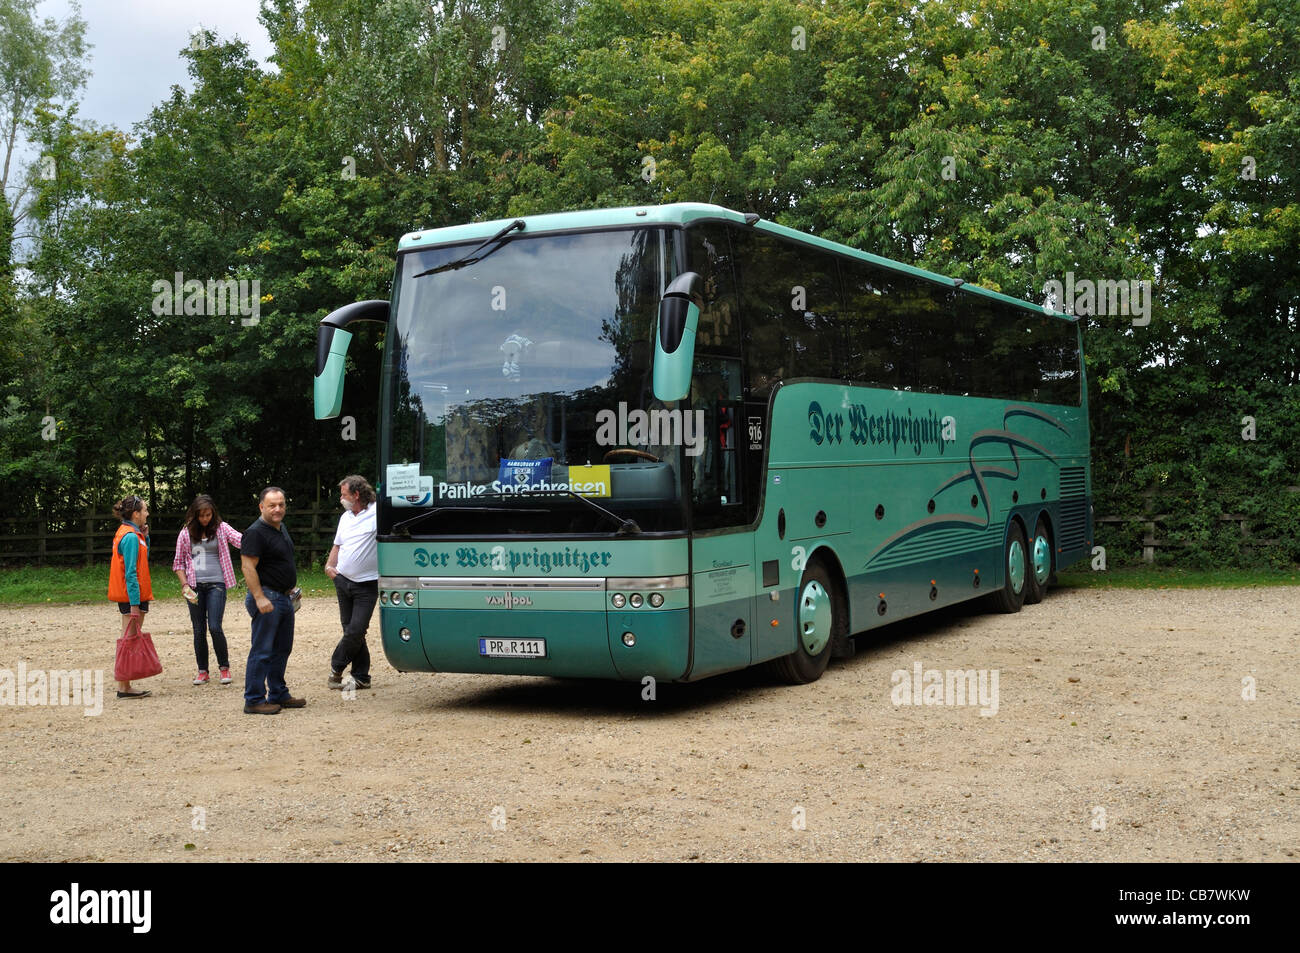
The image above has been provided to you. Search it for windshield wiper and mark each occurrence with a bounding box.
[390,505,548,537]
[497,489,643,535]
[413,219,525,278]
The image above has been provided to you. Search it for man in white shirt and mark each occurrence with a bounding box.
[324,475,379,690]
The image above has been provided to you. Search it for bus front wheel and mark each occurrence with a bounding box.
[989,522,1028,614]
[770,562,841,684]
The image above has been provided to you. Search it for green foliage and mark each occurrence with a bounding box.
[2,0,1296,567]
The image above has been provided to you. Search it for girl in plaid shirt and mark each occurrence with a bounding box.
[172,495,243,685]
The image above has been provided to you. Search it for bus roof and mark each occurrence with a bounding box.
[398,203,1069,320]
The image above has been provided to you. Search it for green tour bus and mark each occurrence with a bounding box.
[314,203,1091,685]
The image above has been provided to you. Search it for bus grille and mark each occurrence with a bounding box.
[1058,466,1087,552]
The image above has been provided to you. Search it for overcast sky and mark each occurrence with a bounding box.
[43,0,276,134]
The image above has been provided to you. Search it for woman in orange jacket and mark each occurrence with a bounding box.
[108,494,154,698]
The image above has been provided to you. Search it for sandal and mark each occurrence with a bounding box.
[116,690,152,699]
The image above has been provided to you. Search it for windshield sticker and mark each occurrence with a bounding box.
[568,464,611,496]
[390,476,433,507]
[437,474,611,499]
[386,463,422,495]
[498,457,553,486]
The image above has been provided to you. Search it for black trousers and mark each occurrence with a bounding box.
[330,575,377,680]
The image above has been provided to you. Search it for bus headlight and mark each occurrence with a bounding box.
[629,593,643,608]
[649,593,664,608]
[611,593,626,609]
[399,628,412,642]
[404,592,416,606]
[622,632,636,647]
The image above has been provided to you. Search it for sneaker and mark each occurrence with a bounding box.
[327,670,345,690]
[193,671,210,685]
[243,702,281,715]
[277,695,307,709]
[219,667,232,684]
[352,676,371,690]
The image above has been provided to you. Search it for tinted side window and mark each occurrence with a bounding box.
[731,229,842,397]
[840,257,906,389]
[898,273,955,394]
[1022,308,1081,405]
[953,292,1080,404]
[687,225,742,357]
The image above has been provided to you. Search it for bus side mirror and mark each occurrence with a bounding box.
[314,299,390,419]
[653,272,704,403]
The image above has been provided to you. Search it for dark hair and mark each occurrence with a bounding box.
[183,494,223,543]
[259,486,286,503]
[113,494,146,521]
[339,474,377,506]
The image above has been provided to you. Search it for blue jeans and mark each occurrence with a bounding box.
[189,583,229,671]
[244,590,295,705]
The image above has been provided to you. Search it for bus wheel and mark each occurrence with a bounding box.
[989,522,1028,614]
[1024,518,1052,605]
[770,562,840,684]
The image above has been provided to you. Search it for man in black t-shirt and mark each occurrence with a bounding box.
[240,487,304,714]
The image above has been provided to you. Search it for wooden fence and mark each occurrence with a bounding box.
[0,507,342,568]
[1094,486,1300,563]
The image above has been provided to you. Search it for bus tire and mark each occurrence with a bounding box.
[1024,517,1052,605]
[770,561,840,684]
[988,521,1028,614]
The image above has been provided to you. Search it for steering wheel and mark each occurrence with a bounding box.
[603,448,660,463]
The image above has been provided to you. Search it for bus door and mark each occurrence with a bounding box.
[689,355,753,677]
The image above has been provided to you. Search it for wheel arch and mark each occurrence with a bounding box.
[805,544,850,635]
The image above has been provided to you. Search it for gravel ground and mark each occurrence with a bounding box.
[0,587,1297,862]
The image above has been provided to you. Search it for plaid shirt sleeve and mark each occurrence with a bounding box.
[218,522,242,589]
[173,528,194,587]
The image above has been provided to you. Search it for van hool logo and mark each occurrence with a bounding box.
[596,402,705,457]
[151,271,261,326]
[485,592,532,609]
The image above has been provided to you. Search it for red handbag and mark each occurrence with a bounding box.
[114,614,163,682]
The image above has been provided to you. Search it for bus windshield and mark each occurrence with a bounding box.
[379,226,686,536]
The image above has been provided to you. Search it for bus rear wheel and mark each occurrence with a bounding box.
[770,562,841,684]
[988,521,1028,614]
[1024,517,1052,605]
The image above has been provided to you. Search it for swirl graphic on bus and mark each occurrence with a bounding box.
[864,406,1069,568]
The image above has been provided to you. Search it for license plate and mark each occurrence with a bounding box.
[478,638,547,659]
